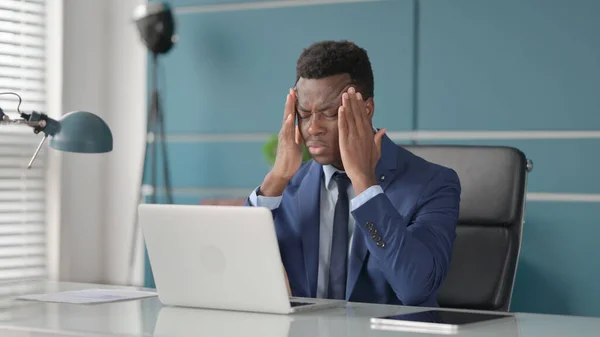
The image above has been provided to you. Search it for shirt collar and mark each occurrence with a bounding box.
[322,164,343,191]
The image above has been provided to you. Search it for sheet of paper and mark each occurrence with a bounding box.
[16,288,158,304]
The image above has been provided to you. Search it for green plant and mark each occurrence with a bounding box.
[262,134,312,166]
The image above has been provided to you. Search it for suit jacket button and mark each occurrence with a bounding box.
[366,222,374,230]
[377,241,385,248]
[373,235,381,242]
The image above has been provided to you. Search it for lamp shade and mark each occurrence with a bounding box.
[49,111,113,153]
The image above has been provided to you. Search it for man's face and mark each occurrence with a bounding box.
[295,74,373,168]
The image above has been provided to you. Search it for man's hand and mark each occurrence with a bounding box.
[338,87,386,195]
[283,265,291,296]
[259,89,303,197]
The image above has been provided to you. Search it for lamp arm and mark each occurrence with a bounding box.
[1,115,46,128]
[0,110,61,136]
[1,110,61,169]
[27,135,48,169]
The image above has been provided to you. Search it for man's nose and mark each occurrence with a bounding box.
[307,114,326,135]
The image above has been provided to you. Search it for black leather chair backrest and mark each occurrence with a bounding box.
[403,145,531,311]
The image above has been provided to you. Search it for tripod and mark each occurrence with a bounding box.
[128,53,173,286]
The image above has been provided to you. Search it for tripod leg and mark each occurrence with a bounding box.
[127,53,171,286]
[155,89,173,204]
[126,98,154,286]
[127,56,159,285]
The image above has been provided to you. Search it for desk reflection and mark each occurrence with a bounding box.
[153,306,293,337]
[152,305,521,337]
[153,306,364,337]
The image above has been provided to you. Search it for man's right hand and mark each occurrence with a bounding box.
[259,89,303,197]
[283,266,292,296]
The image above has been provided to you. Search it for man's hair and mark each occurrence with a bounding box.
[295,40,374,98]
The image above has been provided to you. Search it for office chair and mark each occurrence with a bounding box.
[403,145,533,311]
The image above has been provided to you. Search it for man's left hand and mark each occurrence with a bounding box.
[338,87,386,195]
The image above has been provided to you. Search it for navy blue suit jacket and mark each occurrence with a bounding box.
[245,135,461,307]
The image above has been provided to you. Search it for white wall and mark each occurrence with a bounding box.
[103,0,148,286]
[51,0,147,285]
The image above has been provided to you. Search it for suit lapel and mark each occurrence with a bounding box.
[347,134,400,299]
[346,230,367,299]
[297,161,323,297]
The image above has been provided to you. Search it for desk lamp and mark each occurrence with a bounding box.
[0,92,113,168]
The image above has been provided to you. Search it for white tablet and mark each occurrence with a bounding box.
[370,310,513,334]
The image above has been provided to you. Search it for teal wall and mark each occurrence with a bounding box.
[143,0,600,317]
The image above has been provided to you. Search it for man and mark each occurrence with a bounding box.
[245,40,461,307]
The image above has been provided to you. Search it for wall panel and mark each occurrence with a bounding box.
[157,0,414,134]
[143,142,270,189]
[418,0,600,130]
[512,201,600,317]
[168,0,286,6]
[416,139,600,194]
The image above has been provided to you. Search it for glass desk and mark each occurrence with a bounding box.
[0,280,598,336]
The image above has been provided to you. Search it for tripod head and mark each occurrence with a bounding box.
[133,2,177,56]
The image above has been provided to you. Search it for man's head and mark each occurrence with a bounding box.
[294,40,375,168]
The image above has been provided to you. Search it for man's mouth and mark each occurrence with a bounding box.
[306,142,327,155]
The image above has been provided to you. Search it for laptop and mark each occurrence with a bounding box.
[138,203,344,314]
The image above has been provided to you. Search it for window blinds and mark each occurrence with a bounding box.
[0,0,48,285]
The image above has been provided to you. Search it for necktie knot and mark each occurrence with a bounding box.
[333,172,351,193]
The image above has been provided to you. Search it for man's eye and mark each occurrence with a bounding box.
[297,110,337,119]
[298,112,311,119]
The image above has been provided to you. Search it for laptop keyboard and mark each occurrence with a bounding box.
[290,301,314,307]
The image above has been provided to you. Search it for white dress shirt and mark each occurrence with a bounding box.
[248,165,382,298]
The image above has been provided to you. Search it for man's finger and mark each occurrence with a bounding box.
[338,106,348,140]
[348,88,365,135]
[283,89,295,125]
[374,128,386,155]
[295,125,302,145]
[282,113,294,140]
[342,92,357,136]
[355,92,370,125]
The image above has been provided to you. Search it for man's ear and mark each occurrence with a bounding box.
[365,98,375,118]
